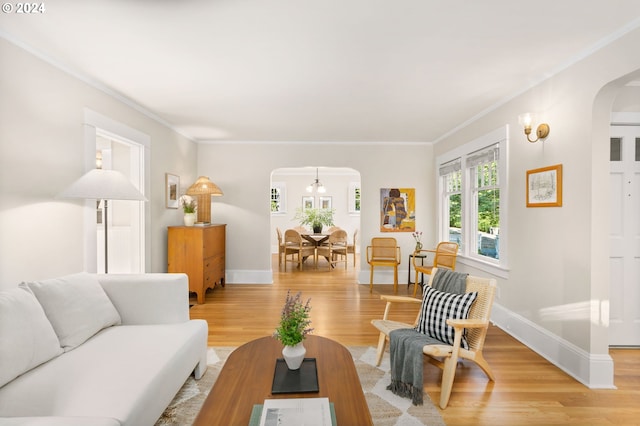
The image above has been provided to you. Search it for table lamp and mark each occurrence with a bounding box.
[186,176,223,224]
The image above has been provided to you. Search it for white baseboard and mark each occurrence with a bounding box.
[491,303,615,389]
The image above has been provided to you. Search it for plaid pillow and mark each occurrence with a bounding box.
[414,286,478,349]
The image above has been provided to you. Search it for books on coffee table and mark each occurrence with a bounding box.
[255,397,333,426]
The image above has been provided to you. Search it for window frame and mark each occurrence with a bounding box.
[270,182,287,215]
[436,126,509,277]
[348,181,361,215]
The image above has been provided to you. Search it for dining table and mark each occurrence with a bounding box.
[300,232,330,246]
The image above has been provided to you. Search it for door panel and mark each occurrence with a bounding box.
[609,125,640,346]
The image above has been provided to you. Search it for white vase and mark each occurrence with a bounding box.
[282,342,306,370]
[183,213,196,226]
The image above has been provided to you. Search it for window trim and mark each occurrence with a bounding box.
[270,182,287,215]
[436,126,509,277]
[348,181,361,215]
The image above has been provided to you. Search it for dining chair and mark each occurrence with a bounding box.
[316,229,348,270]
[346,229,358,267]
[412,242,459,296]
[276,227,285,267]
[366,237,401,292]
[371,268,497,408]
[283,229,316,271]
[293,226,314,246]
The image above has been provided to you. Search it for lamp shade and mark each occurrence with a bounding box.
[58,169,146,201]
[186,176,223,224]
[186,176,223,196]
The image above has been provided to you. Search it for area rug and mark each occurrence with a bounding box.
[155,346,446,426]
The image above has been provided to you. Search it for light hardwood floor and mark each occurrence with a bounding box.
[189,254,640,425]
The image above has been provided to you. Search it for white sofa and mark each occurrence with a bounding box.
[0,272,208,426]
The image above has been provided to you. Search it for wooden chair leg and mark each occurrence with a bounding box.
[439,354,459,409]
[369,266,374,292]
[393,265,398,293]
[375,333,387,366]
[413,270,420,297]
[473,353,496,381]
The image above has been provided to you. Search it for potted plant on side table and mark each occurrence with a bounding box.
[273,291,313,370]
[179,195,197,226]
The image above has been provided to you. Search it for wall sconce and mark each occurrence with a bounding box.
[518,113,550,143]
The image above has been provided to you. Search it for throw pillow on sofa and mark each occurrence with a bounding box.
[22,272,121,351]
[0,286,64,387]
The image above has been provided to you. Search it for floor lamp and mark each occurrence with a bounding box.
[59,169,147,273]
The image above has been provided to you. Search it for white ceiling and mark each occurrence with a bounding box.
[2,1,640,143]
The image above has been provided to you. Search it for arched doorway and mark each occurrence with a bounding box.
[270,167,361,272]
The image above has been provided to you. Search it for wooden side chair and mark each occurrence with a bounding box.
[412,242,459,296]
[370,268,497,409]
[283,229,316,271]
[316,229,348,270]
[276,227,285,266]
[346,229,358,267]
[366,237,401,292]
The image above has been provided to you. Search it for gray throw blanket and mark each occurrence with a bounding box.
[387,269,469,405]
[431,268,468,294]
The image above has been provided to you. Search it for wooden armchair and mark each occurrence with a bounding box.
[370,268,497,409]
[412,242,459,296]
[283,229,316,271]
[366,237,401,293]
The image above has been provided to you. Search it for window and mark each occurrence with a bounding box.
[437,127,508,272]
[440,159,462,248]
[271,182,286,214]
[468,145,500,260]
[348,182,361,214]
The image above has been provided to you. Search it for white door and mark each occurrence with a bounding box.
[609,123,640,346]
[83,109,150,274]
[96,134,145,274]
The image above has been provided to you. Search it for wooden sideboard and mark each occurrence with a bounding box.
[167,224,226,304]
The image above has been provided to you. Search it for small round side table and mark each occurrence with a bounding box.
[407,253,427,293]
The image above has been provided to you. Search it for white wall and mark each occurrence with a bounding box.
[196,142,433,284]
[432,26,640,387]
[0,38,198,289]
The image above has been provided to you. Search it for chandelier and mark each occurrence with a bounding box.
[306,168,326,193]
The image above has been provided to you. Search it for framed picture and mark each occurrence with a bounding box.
[319,196,332,210]
[526,164,563,207]
[380,188,415,232]
[165,173,180,209]
[302,196,315,210]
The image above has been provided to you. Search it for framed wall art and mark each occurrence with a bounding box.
[380,187,415,232]
[302,196,315,210]
[526,164,562,207]
[319,196,332,210]
[165,173,180,209]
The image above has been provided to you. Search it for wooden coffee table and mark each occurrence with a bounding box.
[193,335,373,426]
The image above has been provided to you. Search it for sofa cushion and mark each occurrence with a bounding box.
[22,272,121,351]
[0,286,63,388]
[0,417,121,426]
[0,321,208,426]
[414,285,478,349]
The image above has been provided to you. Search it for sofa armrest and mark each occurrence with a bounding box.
[0,417,120,426]
[97,273,190,325]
